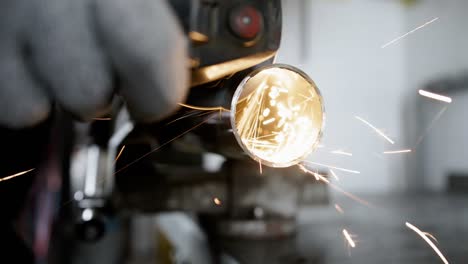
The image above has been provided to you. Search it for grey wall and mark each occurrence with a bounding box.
[277,0,468,193]
[405,0,468,192]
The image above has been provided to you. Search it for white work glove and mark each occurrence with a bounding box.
[0,0,188,128]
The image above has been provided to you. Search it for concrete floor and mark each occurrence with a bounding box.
[66,193,468,263]
[225,193,468,264]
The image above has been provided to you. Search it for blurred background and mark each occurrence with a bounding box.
[14,1,468,263]
[273,0,468,263]
[279,0,468,194]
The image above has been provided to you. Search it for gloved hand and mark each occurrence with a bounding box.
[0,0,188,128]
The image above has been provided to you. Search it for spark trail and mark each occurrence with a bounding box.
[114,117,212,175]
[419,90,452,103]
[114,145,126,163]
[303,161,360,174]
[383,149,412,154]
[329,169,340,181]
[331,150,353,156]
[0,168,35,183]
[355,116,395,144]
[178,103,230,112]
[335,204,344,214]
[406,222,449,264]
[415,106,448,148]
[298,164,372,207]
[343,229,356,248]
[381,17,439,48]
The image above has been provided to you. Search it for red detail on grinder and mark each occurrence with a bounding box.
[229,5,263,40]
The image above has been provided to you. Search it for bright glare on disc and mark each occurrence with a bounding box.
[231,64,324,168]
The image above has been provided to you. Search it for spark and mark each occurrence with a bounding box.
[329,169,340,181]
[419,89,452,103]
[424,232,439,243]
[298,164,328,183]
[383,149,412,154]
[165,109,218,126]
[298,164,372,207]
[278,87,288,93]
[335,204,344,214]
[331,150,353,156]
[114,145,126,163]
[415,106,447,147]
[93,117,112,121]
[178,103,230,112]
[355,116,395,144]
[259,160,263,174]
[213,197,221,205]
[298,93,315,105]
[0,168,35,183]
[312,169,321,181]
[342,229,356,248]
[405,222,449,264]
[329,183,373,208]
[303,161,360,174]
[381,17,439,48]
[262,118,275,125]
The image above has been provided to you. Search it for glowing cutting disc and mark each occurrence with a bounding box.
[231,64,325,168]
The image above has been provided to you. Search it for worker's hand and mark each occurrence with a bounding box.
[0,0,188,128]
